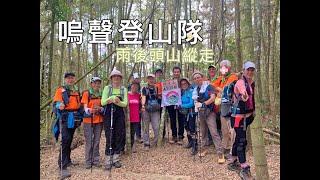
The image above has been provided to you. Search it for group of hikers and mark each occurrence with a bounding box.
[52,59,256,180]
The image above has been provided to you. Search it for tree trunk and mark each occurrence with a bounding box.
[251,104,270,180]
[253,0,263,103]
[58,41,65,86]
[269,0,279,121]
[241,0,254,60]
[219,0,226,61]
[235,0,242,72]
[48,0,55,97]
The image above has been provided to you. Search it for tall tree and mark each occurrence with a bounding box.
[234,0,242,71]
[48,0,56,97]
[254,0,263,102]
[268,0,279,121]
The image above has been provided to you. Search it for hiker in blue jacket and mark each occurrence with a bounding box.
[178,78,198,155]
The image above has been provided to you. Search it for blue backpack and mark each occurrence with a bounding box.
[220,80,237,117]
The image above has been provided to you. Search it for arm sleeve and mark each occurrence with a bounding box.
[101,86,111,106]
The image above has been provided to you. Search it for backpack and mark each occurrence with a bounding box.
[52,86,82,141]
[107,85,125,100]
[220,80,237,117]
[52,86,82,117]
[145,86,161,112]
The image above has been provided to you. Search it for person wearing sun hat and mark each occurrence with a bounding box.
[101,68,128,170]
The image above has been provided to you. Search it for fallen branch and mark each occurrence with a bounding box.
[263,128,280,138]
[40,50,116,111]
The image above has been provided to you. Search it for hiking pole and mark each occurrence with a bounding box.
[90,110,94,173]
[175,106,178,143]
[59,116,63,178]
[109,104,114,177]
[197,107,202,163]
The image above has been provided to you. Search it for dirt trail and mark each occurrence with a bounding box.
[40,134,279,180]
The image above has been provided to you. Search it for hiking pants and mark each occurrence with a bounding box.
[130,122,139,147]
[167,105,184,139]
[184,113,196,135]
[198,109,223,154]
[83,122,103,166]
[103,104,125,164]
[142,111,160,146]
[58,115,76,169]
[221,116,233,151]
[231,115,254,163]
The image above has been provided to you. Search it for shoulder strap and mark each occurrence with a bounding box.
[82,90,91,102]
[120,86,125,100]
[108,85,113,98]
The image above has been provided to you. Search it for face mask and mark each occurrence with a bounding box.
[220,66,229,75]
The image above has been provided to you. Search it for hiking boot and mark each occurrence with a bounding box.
[93,163,101,168]
[85,164,92,169]
[184,141,192,148]
[224,149,232,160]
[60,169,71,180]
[113,161,122,168]
[198,149,207,157]
[218,153,226,164]
[144,145,150,151]
[191,139,198,155]
[227,160,241,172]
[177,138,183,145]
[239,166,254,180]
[66,161,79,167]
[105,164,112,171]
[184,135,192,148]
[169,137,177,144]
[136,137,143,144]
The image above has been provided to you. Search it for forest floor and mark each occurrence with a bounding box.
[40,131,280,180]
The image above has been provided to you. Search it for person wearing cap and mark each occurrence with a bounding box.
[211,60,239,159]
[101,69,128,170]
[191,71,225,163]
[53,72,82,179]
[227,61,256,179]
[208,64,218,82]
[203,64,218,147]
[81,77,104,169]
[167,66,185,145]
[141,73,161,150]
[179,78,198,155]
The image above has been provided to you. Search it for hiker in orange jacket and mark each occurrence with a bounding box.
[211,60,238,159]
[81,77,104,169]
[53,72,82,179]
